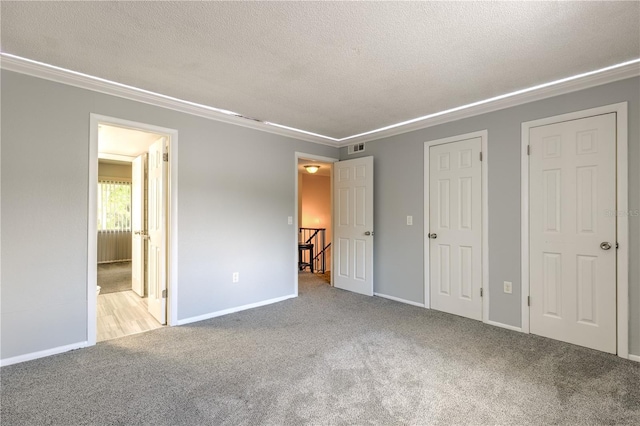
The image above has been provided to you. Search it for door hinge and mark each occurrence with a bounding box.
[527,145,531,155]
[528,296,531,307]
[163,153,169,162]
[162,289,167,298]
[616,242,619,249]
[479,152,483,161]
[480,288,483,297]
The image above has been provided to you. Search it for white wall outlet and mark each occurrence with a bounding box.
[503,281,512,294]
[407,215,413,226]
[287,216,293,225]
[232,272,239,283]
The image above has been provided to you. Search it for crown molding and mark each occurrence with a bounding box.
[2,53,638,148]
[0,54,341,147]
[339,60,640,145]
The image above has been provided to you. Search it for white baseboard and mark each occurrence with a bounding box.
[485,319,523,333]
[0,341,90,367]
[628,354,640,363]
[175,294,297,326]
[374,293,425,308]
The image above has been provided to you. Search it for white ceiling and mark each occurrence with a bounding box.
[98,124,163,159]
[2,1,639,141]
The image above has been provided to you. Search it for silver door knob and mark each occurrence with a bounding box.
[429,233,437,239]
[365,231,374,236]
[600,242,612,250]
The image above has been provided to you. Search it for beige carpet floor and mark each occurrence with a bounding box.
[2,273,639,425]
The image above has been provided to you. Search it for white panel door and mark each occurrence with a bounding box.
[147,137,167,324]
[131,154,145,297]
[429,138,482,320]
[530,113,616,353]
[333,156,374,296]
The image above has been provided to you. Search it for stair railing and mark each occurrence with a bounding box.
[299,227,330,273]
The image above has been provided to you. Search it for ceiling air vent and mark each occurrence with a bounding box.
[348,142,365,155]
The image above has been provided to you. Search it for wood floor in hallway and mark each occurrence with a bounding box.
[97,290,162,342]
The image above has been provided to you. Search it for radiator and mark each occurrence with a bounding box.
[97,230,132,263]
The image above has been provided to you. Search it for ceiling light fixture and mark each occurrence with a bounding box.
[304,165,320,174]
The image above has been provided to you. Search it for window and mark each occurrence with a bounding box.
[97,180,132,231]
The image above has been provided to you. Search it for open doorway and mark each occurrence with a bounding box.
[95,123,167,342]
[296,155,336,290]
[295,153,375,298]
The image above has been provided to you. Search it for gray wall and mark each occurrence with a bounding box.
[2,69,638,361]
[1,70,338,360]
[339,77,640,356]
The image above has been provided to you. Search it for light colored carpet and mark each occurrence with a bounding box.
[97,261,132,294]
[315,270,331,284]
[2,273,639,425]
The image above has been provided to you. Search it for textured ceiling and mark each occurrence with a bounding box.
[2,1,639,140]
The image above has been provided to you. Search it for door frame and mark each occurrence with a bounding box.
[88,114,179,345]
[423,130,489,323]
[294,152,338,296]
[131,153,146,297]
[521,102,629,359]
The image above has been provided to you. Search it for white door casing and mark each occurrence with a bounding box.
[428,137,483,321]
[147,137,167,324]
[89,114,178,346]
[529,113,617,354]
[333,156,374,296]
[131,154,145,297]
[294,152,338,297]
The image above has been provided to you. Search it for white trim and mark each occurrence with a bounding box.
[0,341,89,367]
[89,114,179,346]
[629,355,640,363]
[521,102,629,359]
[481,134,490,324]
[485,320,523,333]
[2,53,637,147]
[521,123,530,334]
[167,130,180,329]
[374,293,425,308]
[616,104,629,359]
[175,294,297,326]
[0,54,339,147]
[340,60,639,144]
[423,130,489,324]
[88,118,98,345]
[293,152,338,296]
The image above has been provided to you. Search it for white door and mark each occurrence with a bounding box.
[333,156,374,296]
[147,137,167,324]
[429,138,482,320]
[529,113,616,353]
[131,154,145,297]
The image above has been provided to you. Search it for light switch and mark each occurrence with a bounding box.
[407,215,413,226]
[287,216,293,225]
